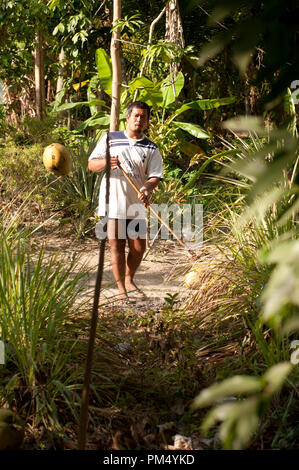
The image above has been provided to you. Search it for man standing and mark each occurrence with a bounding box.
[88,101,163,300]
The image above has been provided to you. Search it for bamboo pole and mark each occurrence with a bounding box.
[78,135,111,450]
[78,0,122,450]
[118,164,198,260]
[34,31,45,120]
[110,0,122,131]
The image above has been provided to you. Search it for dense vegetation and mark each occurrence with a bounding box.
[0,0,298,450]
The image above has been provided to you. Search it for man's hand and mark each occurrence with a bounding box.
[110,156,119,170]
[88,155,119,172]
[138,178,161,205]
[138,186,150,205]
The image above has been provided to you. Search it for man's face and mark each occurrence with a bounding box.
[126,107,149,137]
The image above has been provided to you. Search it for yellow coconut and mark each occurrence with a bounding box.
[184,265,202,289]
[42,143,72,176]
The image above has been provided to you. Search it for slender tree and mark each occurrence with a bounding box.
[34,31,46,120]
[165,0,185,76]
[56,47,65,96]
[110,0,122,131]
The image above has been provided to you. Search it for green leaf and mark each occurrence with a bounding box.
[282,316,299,335]
[266,239,299,265]
[201,402,236,433]
[262,264,295,323]
[172,121,210,139]
[260,240,299,324]
[139,88,163,107]
[175,97,236,118]
[222,115,264,133]
[228,399,260,450]
[179,141,204,158]
[128,76,155,92]
[76,112,126,131]
[111,14,144,33]
[181,150,238,194]
[192,375,262,409]
[87,75,101,116]
[119,118,127,131]
[128,77,163,106]
[197,30,236,66]
[277,194,299,227]
[201,397,260,450]
[226,132,298,202]
[55,100,106,113]
[53,23,65,35]
[263,362,293,398]
[251,155,297,202]
[161,72,184,108]
[237,188,285,229]
[76,114,110,131]
[95,48,112,97]
[52,89,66,111]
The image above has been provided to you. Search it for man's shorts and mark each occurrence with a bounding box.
[95,218,147,240]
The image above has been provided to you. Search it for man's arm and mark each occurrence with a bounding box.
[139,177,161,204]
[88,156,119,172]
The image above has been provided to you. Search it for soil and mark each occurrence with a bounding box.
[27,228,246,450]
[41,233,192,310]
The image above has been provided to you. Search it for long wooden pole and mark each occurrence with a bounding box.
[35,31,45,120]
[78,0,122,450]
[118,165,198,260]
[78,135,111,450]
[110,0,122,131]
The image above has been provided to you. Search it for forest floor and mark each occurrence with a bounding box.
[37,228,191,304]
[24,225,247,450]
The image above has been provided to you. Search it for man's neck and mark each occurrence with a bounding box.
[125,129,144,140]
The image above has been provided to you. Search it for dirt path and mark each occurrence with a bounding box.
[70,238,192,309]
[36,226,192,308]
[31,229,247,450]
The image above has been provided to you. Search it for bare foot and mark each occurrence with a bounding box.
[118,290,128,300]
[119,294,128,300]
[125,279,146,298]
[125,278,137,291]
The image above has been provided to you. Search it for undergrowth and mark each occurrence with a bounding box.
[0,141,102,239]
[0,131,298,450]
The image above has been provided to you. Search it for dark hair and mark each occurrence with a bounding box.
[127,101,151,119]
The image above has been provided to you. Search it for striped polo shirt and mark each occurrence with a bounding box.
[89,131,163,219]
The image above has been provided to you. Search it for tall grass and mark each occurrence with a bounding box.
[0,231,86,428]
[0,139,103,239]
[189,126,299,449]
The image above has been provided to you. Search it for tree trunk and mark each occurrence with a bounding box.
[56,47,65,96]
[34,32,46,120]
[165,0,185,77]
[120,46,128,86]
[133,5,167,101]
[139,5,167,78]
[110,0,122,131]
[4,84,18,125]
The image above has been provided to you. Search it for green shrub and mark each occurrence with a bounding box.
[0,142,47,197]
[0,232,85,428]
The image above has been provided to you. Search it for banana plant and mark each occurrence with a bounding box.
[54,48,235,149]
